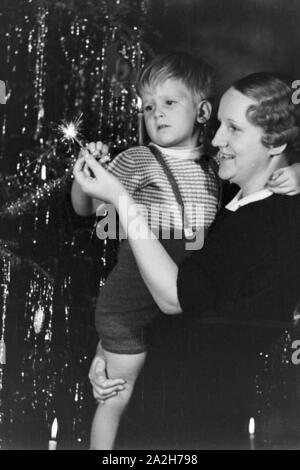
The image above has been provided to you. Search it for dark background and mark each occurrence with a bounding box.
[152,0,300,89]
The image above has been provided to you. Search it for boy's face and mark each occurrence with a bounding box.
[141,79,200,148]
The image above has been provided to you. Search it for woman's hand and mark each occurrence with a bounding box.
[89,353,126,404]
[73,153,125,205]
[267,163,300,196]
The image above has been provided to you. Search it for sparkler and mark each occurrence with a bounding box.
[23,113,84,175]
[57,114,111,173]
[57,114,85,149]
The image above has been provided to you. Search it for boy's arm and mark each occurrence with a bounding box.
[73,140,140,217]
[267,163,300,196]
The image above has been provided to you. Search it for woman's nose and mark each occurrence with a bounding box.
[212,125,227,148]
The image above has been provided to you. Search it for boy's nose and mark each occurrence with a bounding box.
[212,125,227,148]
[154,107,164,119]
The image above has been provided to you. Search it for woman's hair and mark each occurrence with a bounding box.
[232,72,300,161]
[136,51,214,103]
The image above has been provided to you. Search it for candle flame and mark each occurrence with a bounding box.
[41,164,47,181]
[136,96,143,112]
[248,417,255,435]
[51,418,58,439]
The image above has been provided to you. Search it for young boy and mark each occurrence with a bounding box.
[71,51,220,449]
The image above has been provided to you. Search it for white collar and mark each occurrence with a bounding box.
[226,188,273,212]
[150,143,203,162]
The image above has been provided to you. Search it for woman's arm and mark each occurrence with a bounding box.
[117,192,182,314]
[89,341,126,403]
[71,178,100,215]
[73,154,182,314]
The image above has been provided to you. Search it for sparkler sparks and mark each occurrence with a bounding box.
[56,113,111,171]
[57,114,85,148]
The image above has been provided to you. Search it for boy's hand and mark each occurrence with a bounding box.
[78,141,110,176]
[89,355,126,404]
[267,164,300,196]
[84,141,110,165]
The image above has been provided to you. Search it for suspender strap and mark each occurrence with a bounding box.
[148,144,193,238]
[148,144,185,208]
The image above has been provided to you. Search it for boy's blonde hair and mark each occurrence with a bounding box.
[136,51,213,103]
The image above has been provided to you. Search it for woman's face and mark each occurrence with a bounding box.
[212,87,274,193]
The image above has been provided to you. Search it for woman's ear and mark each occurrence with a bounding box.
[269,143,287,157]
[197,100,212,124]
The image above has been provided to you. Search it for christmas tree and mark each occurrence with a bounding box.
[0,0,154,449]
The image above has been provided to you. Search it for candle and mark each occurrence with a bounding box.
[0,338,6,364]
[48,417,58,450]
[136,96,144,146]
[41,164,47,181]
[248,417,256,450]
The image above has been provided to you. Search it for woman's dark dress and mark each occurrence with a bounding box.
[118,193,300,449]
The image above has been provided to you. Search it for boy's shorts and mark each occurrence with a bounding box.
[95,237,186,354]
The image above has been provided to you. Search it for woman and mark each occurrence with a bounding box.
[74,73,300,447]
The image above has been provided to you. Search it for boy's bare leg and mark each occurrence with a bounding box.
[90,350,147,450]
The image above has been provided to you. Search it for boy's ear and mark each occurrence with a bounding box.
[196,100,212,124]
[269,143,287,157]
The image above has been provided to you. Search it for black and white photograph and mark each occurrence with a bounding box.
[0,0,300,451]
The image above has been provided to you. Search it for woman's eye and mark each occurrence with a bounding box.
[143,105,153,112]
[229,124,240,133]
[166,100,176,106]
